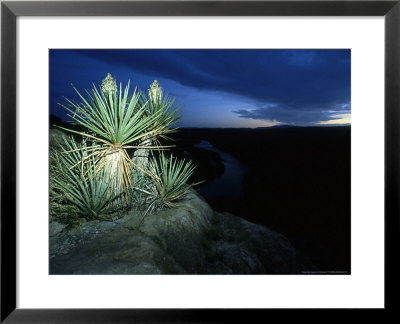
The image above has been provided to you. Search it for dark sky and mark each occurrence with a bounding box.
[50,49,351,128]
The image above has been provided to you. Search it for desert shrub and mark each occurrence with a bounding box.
[58,75,175,201]
[50,137,122,220]
[146,153,201,211]
[54,74,200,221]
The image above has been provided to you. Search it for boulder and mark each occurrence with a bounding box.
[49,221,67,237]
[122,189,214,273]
[49,190,316,274]
[50,229,185,274]
[203,212,316,274]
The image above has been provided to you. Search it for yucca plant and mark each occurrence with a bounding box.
[132,80,181,171]
[145,80,181,144]
[55,74,201,222]
[50,137,122,220]
[130,170,154,206]
[58,74,178,200]
[147,153,202,211]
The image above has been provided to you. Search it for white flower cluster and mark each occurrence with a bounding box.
[148,80,163,105]
[101,73,117,94]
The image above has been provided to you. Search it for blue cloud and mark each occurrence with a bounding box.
[50,49,351,127]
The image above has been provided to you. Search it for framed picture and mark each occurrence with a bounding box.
[1,0,398,321]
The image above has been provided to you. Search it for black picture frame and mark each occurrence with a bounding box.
[1,0,399,322]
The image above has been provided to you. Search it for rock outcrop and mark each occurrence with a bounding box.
[50,190,316,274]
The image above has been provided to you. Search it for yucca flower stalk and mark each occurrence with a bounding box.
[58,75,176,200]
[101,73,117,94]
[132,80,181,172]
[146,80,181,143]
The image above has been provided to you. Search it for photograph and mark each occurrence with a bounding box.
[49,49,351,275]
[3,0,397,319]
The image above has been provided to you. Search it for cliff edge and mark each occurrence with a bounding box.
[50,190,316,274]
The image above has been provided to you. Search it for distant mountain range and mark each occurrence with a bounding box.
[50,114,350,130]
[258,124,299,129]
[256,124,350,129]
